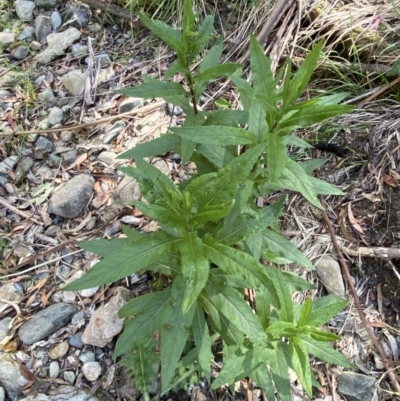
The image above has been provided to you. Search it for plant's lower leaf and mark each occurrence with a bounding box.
[63,232,182,290]
[285,134,313,149]
[78,238,131,257]
[269,342,291,401]
[251,364,275,401]
[244,232,262,260]
[290,337,312,396]
[280,271,315,291]
[181,138,197,164]
[204,110,249,127]
[266,132,287,183]
[308,176,344,195]
[306,295,348,326]
[248,98,269,144]
[197,144,235,169]
[228,74,254,111]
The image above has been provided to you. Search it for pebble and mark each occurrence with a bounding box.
[18,303,77,345]
[152,158,170,176]
[69,332,84,348]
[99,151,117,165]
[49,174,94,218]
[35,136,54,158]
[0,387,4,401]
[49,341,69,359]
[118,98,141,114]
[60,131,73,142]
[15,156,34,184]
[103,121,125,144]
[38,90,55,103]
[167,103,183,116]
[315,256,346,297]
[35,15,52,44]
[36,0,57,10]
[0,352,22,399]
[30,40,42,51]
[0,32,15,46]
[64,270,99,298]
[18,26,36,42]
[0,283,23,313]
[337,372,376,401]
[49,361,60,378]
[47,106,64,126]
[61,149,77,165]
[63,370,75,385]
[0,318,11,342]
[11,45,30,60]
[79,351,95,363]
[0,156,18,174]
[51,10,62,32]
[15,1,35,21]
[82,361,102,381]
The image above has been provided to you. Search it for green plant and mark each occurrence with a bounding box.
[64,1,354,399]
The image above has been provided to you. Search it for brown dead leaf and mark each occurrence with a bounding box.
[382,174,399,187]
[65,152,88,171]
[19,362,36,382]
[0,337,18,353]
[92,189,113,208]
[347,204,364,234]
[390,170,400,181]
[7,111,17,131]
[339,208,359,244]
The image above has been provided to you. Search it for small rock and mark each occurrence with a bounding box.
[0,32,15,46]
[18,303,77,345]
[71,43,88,56]
[15,1,35,21]
[0,387,4,401]
[30,41,41,51]
[38,89,55,103]
[315,256,346,297]
[152,158,170,176]
[0,318,12,342]
[60,149,77,165]
[167,103,182,116]
[36,0,57,10]
[51,10,62,32]
[64,270,99,298]
[35,15,52,44]
[118,98,141,114]
[19,25,36,42]
[49,361,60,378]
[61,70,86,96]
[69,332,84,348]
[15,156,34,184]
[0,156,18,174]
[103,121,125,144]
[63,371,75,385]
[62,4,91,28]
[88,23,102,33]
[0,283,23,313]
[79,351,95,363]
[82,361,101,381]
[47,106,63,126]
[35,136,54,159]
[49,174,94,218]
[113,174,140,206]
[337,372,376,401]
[0,90,12,99]
[98,151,117,165]
[60,131,73,141]
[87,53,111,68]
[11,45,30,60]
[49,341,69,359]
[0,352,22,399]
[35,27,81,64]
[82,287,133,347]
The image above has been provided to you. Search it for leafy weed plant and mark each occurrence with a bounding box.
[65,1,354,399]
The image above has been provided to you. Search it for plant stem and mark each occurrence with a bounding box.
[186,73,198,114]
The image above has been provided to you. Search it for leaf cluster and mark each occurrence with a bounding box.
[64,1,354,398]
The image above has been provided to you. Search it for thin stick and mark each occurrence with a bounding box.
[343,245,400,259]
[358,76,400,107]
[2,100,166,137]
[0,197,43,225]
[320,195,400,393]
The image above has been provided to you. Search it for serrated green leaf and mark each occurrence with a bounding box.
[290,337,312,396]
[269,342,291,401]
[203,240,279,306]
[209,268,250,289]
[190,15,214,58]
[205,278,267,344]
[179,233,209,313]
[77,238,131,257]
[121,224,143,240]
[192,304,213,378]
[285,134,314,149]
[306,295,348,326]
[180,113,205,163]
[183,0,195,41]
[282,159,322,209]
[118,80,187,99]
[164,60,191,78]
[309,328,340,342]
[244,232,262,260]
[268,267,293,323]
[297,298,312,328]
[193,201,233,225]
[248,98,269,143]
[199,35,223,73]
[251,364,275,401]
[198,63,242,82]
[204,110,248,127]
[280,271,315,291]
[299,158,327,173]
[117,134,181,160]
[228,74,255,111]
[217,214,260,245]
[161,278,196,392]
[261,229,314,270]
[302,336,354,368]
[266,132,287,182]
[250,34,276,112]
[139,12,185,59]
[309,176,345,195]
[63,232,182,291]
[196,143,234,168]
[255,288,272,329]
[114,288,172,357]
[163,94,193,114]
[171,126,256,145]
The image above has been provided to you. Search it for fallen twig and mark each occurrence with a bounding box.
[358,76,400,107]
[343,245,400,259]
[0,197,43,226]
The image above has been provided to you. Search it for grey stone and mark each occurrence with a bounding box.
[61,70,85,96]
[88,23,102,33]
[71,43,88,56]
[15,156,34,184]
[315,256,346,297]
[35,15,52,44]
[0,318,12,342]
[30,40,41,51]
[152,158,170,176]
[11,45,30,60]
[0,283,23,313]
[0,32,15,46]
[38,89,55,103]
[49,361,60,378]
[118,98,141,114]
[49,174,94,218]
[60,131,73,141]
[61,149,77,165]
[113,174,140,205]
[68,332,84,348]
[98,151,117,165]
[36,0,57,10]
[51,10,62,32]
[337,372,376,401]
[0,352,22,399]
[63,270,99,300]
[48,341,69,359]
[47,106,63,126]
[94,52,111,67]
[103,121,125,144]
[34,27,81,64]
[0,386,4,401]
[15,1,35,21]
[63,371,75,385]
[19,25,36,42]
[82,361,101,381]
[0,71,31,87]
[167,103,182,116]
[35,136,54,158]
[79,351,95,363]
[0,156,18,174]
[0,90,12,99]
[82,287,133,347]
[62,5,91,28]
[18,303,77,345]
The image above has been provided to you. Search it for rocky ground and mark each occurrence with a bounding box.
[0,1,398,401]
